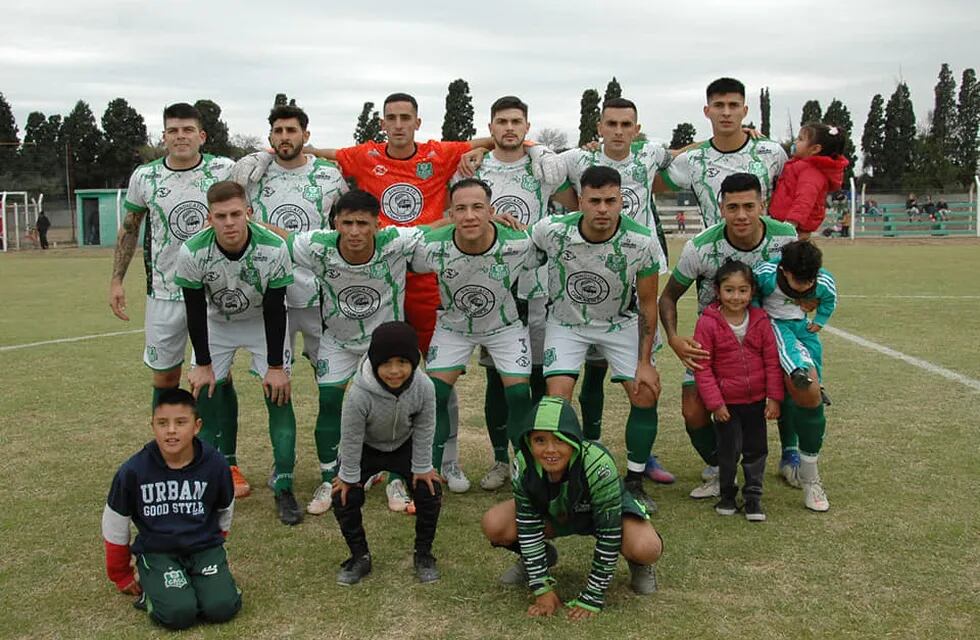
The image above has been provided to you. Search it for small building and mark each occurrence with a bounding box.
[74,188,137,247]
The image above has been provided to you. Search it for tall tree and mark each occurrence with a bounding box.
[760,88,771,137]
[61,100,105,188]
[882,83,917,186]
[800,100,822,127]
[354,101,386,144]
[578,88,601,146]
[822,98,857,180]
[441,79,476,141]
[101,98,148,187]
[669,122,697,149]
[0,92,19,174]
[193,99,233,157]
[861,94,886,181]
[18,111,64,193]
[955,68,979,184]
[604,77,622,103]
[930,63,958,157]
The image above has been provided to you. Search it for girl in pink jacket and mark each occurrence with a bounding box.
[693,261,784,522]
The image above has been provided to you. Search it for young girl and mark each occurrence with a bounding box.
[769,122,849,240]
[693,261,784,521]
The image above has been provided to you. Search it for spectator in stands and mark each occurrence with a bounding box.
[676,210,687,232]
[905,193,919,222]
[36,211,51,250]
[936,198,950,220]
[923,195,936,221]
[865,199,881,219]
[840,211,851,237]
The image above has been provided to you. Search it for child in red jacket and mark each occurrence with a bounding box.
[769,122,849,240]
[693,261,784,521]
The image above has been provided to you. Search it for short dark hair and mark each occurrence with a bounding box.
[163,103,203,128]
[580,165,622,191]
[335,189,380,217]
[206,180,248,206]
[490,95,528,119]
[713,259,756,289]
[706,77,746,100]
[153,387,198,415]
[779,240,823,282]
[719,172,761,198]
[449,178,492,202]
[383,92,418,113]
[601,97,638,117]
[799,121,846,158]
[268,105,309,130]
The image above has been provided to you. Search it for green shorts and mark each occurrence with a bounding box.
[137,545,241,630]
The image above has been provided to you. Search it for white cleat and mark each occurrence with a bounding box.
[689,475,720,499]
[479,461,511,491]
[306,481,333,515]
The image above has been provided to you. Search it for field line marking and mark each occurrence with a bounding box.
[0,329,143,352]
[824,325,980,392]
[841,294,980,299]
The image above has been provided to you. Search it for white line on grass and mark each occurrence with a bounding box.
[0,329,143,352]
[824,325,980,392]
[841,294,980,299]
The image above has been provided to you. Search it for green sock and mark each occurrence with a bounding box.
[625,404,659,469]
[219,381,239,466]
[579,364,606,440]
[315,386,345,482]
[795,403,827,457]
[529,366,547,406]
[265,397,297,493]
[503,382,532,449]
[686,423,718,467]
[151,385,177,410]
[484,368,509,462]
[195,381,228,447]
[431,377,454,470]
[777,398,799,454]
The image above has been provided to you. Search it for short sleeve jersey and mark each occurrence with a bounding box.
[662,138,787,227]
[288,226,424,347]
[124,154,234,301]
[754,260,838,325]
[174,222,294,323]
[410,223,532,336]
[674,218,798,314]
[530,212,663,331]
[335,140,470,227]
[248,157,348,309]
[451,154,564,299]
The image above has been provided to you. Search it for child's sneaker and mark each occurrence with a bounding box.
[714,496,737,516]
[644,455,676,484]
[363,471,386,491]
[803,480,830,512]
[336,553,372,586]
[479,461,511,491]
[133,593,147,611]
[701,465,719,481]
[441,461,471,493]
[690,475,720,499]
[306,481,333,515]
[385,478,414,513]
[230,465,251,498]
[275,490,303,526]
[500,541,558,585]
[413,551,440,584]
[779,450,801,488]
[624,477,658,514]
[744,498,767,522]
[790,368,813,389]
[627,560,658,595]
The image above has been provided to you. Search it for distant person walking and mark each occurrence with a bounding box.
[36,211,51,249]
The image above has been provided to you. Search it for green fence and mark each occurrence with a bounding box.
[854,202,977,238]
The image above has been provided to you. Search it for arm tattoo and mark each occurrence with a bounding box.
[111,212,145,280]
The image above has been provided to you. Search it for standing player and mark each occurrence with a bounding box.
[530,166,664,512]
[108,103,234,408]
[658,173,798,499]
[174,181,301,526]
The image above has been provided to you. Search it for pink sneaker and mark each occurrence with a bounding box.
[644,455,675,484]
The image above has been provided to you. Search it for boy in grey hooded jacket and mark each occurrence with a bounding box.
[331,321,442,584]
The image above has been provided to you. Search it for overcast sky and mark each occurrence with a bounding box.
[4,0,978,154]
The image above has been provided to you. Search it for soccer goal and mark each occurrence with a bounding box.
[0,191,44,251]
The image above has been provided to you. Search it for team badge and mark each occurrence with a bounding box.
[199,177,217,191]
[381,183,424,223]
[488,264,510,282]
[492,195,531,225]
[453,285,496,318]
[369,262,390,280]
[521,174,540,192]
[415,161,434,180]
[146,346,158,363]
[566,271,610,305]
[211,288,250,315]
[163,569,188,589]
[240,266,260,286]
[337,286,382,319]
[605,254,627,272]
[543,348,557,367]
[620,187,641,220]
[426,345,439,362]
[270,204,310,233]
[168,201,208,240]
[749,160,766,177]
[303,185,322,204]
[316,359,329,378]
[631,165,648,184]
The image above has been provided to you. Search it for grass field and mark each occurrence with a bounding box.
[1,238,979,640]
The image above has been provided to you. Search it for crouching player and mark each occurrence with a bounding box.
[101,388,241,630]
[481,397,663,620]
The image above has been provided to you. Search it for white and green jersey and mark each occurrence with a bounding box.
[288,226,423,347]
[124,154,234,301]
[174,222,293,323]
[662,138,787,227]
[249,156,348,310]
[452,153,563,299]
[673,218,797,314]
[530,212,663,331]
[410,223,532,336]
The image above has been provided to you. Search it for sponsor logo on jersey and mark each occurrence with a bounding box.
[168,201,208,240]
[566,271,610,304]
[155,187,171,198]
[262,186,276,197]
[516,355,530,368]
[756,146,773,155]
[561,250,576,262]
[443,268,459,280]
[324,268,341,279]
[204,270,221,283]
[706,168,721,178]
[620,187,641,220]
[605,254,627,272]
[368,149,382,158]
[381,183,424,223]
[453,284,496,318]
[596,464,612,480]
[201,564,218,576]
[415,161,434,180]
[164,569,188,589]
[492,195,531,225]
[488,264,510,281]
[337,286,382,319]
[270,203,310,232]
[303,185,323,204]
[211,288,250,315]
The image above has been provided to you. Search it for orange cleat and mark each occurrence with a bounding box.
[230,465,251,498]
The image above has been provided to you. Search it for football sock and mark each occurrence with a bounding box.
[431,377,454,470]
[794,402,827,457]
[195,380,227,447]
[265,397,297,493]
[219,380,239,466]
[529,365,547,405]
[503,382,532,448]
[579,363,607,441]
[484,368,509,462]
[777,398,799,454]
[625,404,659,471]
[315,386,345,482]
[686,422,719,467]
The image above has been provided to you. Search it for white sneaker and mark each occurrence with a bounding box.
[689,475,720,499]
[306,481,333,515]
[364,472,386,491]
[441,461,471,493]
[480,461,511,491]
[386,478,412,512]
[803,481,830,512]
[701,465,719,481]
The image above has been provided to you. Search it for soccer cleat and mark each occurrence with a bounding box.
[306,481,333,515]
[441,461,471,493]
[229,465,251,498]
[275,490,303,526]
[803,480,830,512]
[624,477,658,514]
[627,560,658,595]
[690,475,720,499]
[714,496,738,516]
[133,593,147,611]
[385,478,414,513]
[480,461,511,491]
[500,541,558,586]
[336,553,372,586]
[790,368,813,390]
[701,465,719,482]
[363,471,386,491]
[413,552,440,584]
[820,386,833,406]
[644,455,676,484]
[779,450,802,488]
[744,498,767,522]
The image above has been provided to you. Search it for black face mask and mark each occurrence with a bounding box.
[777,269,816,300]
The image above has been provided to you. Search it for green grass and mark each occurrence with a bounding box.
[1,238,979,639]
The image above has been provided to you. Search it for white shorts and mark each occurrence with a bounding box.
[144,297,188,371]
[427,324,532,378]
[543,321,657,382]
[288,305,322,363]
[315,336,369,386]
[479,297,546,367]
[191,315,292,382]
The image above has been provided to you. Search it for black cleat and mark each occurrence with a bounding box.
[275,490,303,526]
[625,477,658,514]
[337,553,372,585]
[790,368,813,390]
[414,552,440,584]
